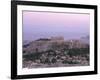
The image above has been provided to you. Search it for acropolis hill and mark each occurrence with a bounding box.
[23,36,89,68]
[23,36,89,54]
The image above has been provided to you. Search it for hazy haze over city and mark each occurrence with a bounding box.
[23,11,90,41]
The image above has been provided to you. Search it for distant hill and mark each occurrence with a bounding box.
[23,40,30,45]
[35,38,51,41]
[80,35,89,44]
[23,40,31,48]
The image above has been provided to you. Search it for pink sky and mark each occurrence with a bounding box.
[23,11,90,41]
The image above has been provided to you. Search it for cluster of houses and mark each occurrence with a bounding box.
[23,49,89,68]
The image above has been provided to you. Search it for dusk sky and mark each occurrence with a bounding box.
[23,11,90,41]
